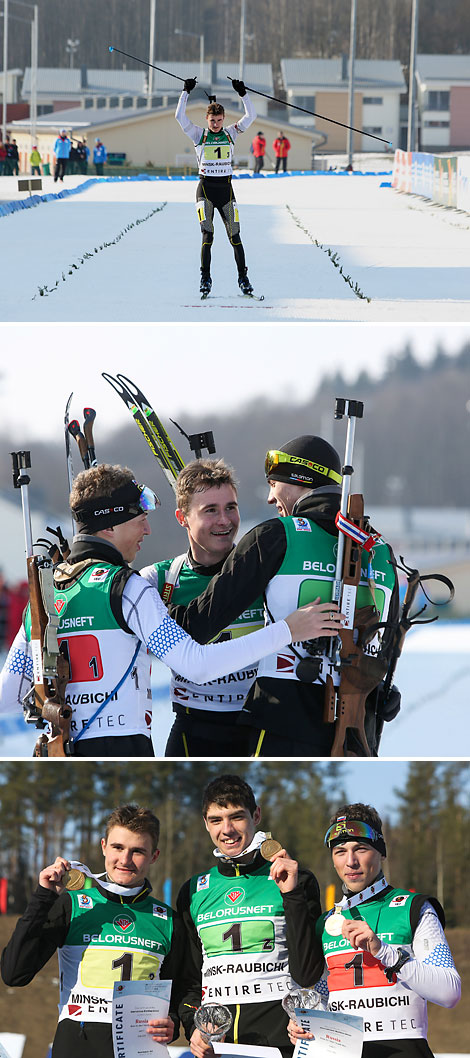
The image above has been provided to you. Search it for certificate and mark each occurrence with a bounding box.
[112,978,172,1058]
[293,1007,363,1058]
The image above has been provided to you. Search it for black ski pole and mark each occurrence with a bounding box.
[68,420,90,469]
[226,76,392,147]
[109,45,188,83]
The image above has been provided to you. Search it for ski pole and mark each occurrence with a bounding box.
[226,76,392,147]
[68,420,90,469]
[83,407,97,466]
[108,44,390,146]
[108,45,188,83]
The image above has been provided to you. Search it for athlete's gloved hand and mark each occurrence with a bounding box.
[231,78,247,96]
[184,77,197,93]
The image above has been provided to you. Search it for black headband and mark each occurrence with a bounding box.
[72,480,156,532]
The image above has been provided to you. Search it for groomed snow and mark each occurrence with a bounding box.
[1,172,470,321]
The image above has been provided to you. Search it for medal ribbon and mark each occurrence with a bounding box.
[69,860,146,897]
[337,873,389,913]
[213,830,269,862]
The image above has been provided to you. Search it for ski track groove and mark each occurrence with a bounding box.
[1,174,470,320]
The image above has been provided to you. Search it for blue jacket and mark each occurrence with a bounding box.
[54,136,71,159]
[93,143,107,164]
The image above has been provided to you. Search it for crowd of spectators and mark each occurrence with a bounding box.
[0,137,20,175]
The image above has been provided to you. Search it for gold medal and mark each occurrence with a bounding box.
[325,910,345,936]
[260,832,282,859]
[63,868,86,891]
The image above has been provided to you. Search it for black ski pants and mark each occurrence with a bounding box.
[196,176,246,277]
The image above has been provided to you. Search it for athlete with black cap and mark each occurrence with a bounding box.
[0,463,344,756]
[285,803,461,1058]
[168,435,399,756]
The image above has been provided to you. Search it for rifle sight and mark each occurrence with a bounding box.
[334,398,364,420]
[11,450,31,488]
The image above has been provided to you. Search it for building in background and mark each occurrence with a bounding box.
[280,57,406,153]
[416,54,470,152]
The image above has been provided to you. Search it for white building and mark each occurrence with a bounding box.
[416,54,470,151]
[280,58,406,152]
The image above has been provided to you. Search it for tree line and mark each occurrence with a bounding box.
[0,760,469,925]
[4,0,470,82]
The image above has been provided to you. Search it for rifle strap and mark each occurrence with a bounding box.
[54,557,97,588]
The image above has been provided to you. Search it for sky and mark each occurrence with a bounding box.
[1,321,469,444]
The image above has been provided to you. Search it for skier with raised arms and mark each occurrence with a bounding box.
[175,77,256,297]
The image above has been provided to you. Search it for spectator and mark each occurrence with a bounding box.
[6,581,29,648]
[3,136,13,176]
[93,137,107,175]
[0,572,9,650]
[53,129,71,182]
[30,145,42,175]
[273,130,291,173]
[69,140,79,174]
[10,140,20,176]
[251,130,266,173]
[76,139,89,175]
[0,140,6,175]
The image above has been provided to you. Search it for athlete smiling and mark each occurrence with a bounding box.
[176,774,323,1058]
[1,804,184,1058]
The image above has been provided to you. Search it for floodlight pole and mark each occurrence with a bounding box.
[2,0,8,145]
[407,0,419,152]
[148,0,156,106]
[346,0,357,166]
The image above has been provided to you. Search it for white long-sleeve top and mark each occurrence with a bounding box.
[0,572,290,712]
[315,901,461,1011]
[175,90,255,175]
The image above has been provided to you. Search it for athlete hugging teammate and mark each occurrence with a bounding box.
[175,77,256,296]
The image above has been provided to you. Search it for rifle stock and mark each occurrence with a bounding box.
[12,451,71,757]
[26,555,72,757]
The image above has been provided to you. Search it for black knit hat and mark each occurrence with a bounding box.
[265,435,342,489]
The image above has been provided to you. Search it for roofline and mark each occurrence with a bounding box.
[11,102,318,137]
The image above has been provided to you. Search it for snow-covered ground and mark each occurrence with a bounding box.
[1,172,470,321]
[1,623,468,759]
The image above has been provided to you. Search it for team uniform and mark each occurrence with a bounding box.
[177,849,323,1058]
[289,881,461,1058]
[1,874,184,1058]
[0,536,298,756]
[169,488,399,757]
[141,552,264,756]
[175,90,256,285]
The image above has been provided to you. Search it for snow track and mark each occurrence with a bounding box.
[1,173,470,321]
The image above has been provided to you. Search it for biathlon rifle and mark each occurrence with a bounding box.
[323,399,389,757]
[11,451,72,757]
[323,402,456,756]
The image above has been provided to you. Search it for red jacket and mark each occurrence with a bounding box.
[273,136,290,158]
[252,134,266,158]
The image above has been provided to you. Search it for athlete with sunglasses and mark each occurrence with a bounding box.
[168,435,399,757]
[286,804,461,1058]
[0,462,342,756]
